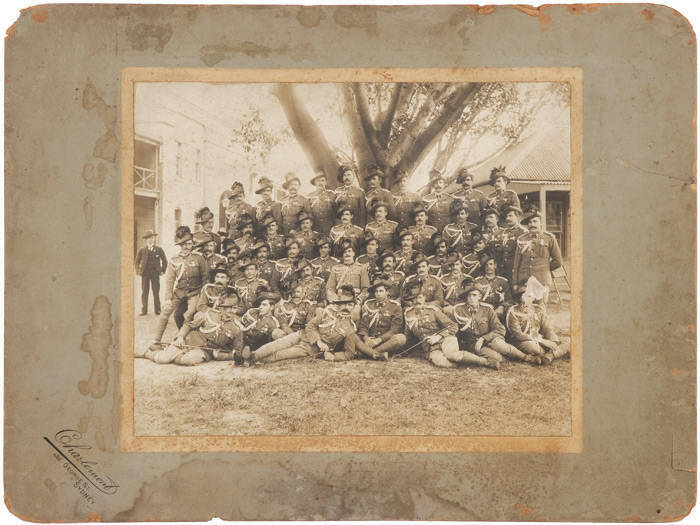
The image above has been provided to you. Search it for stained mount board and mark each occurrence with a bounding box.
[4,4,697,522]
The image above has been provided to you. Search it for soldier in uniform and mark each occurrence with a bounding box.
[308,169,336,236]
[135,230,167,316]
[329,206,364,257]
[499,205,527,279]
[403,282,496,369]
[239,290,284,351]
[512,207,563,304]
[194,207,222,254]
[149,226,208,350]
[452,283,538,366]
[235,257,270,310]
[474,253,512,319]
[193,232,227,277]
[423,169,455,234]
[363,165,396,220]
[392,170,422,230]
[486,166,520,221]
[402,255,444,307]
[291,210,319,260]
[196,266,232,311]
[393,228,417,274]
[356,232,381,282]
[442,200,478,255]
[326,245,370,309]
[293,258,326,306]
[233,213,257,258]
[426,234,451,276]
[275,238,308,297]
[137,288,245,365]
[226,181,255,239]
[253,241,280,292]
[440,258,471,315]
[408,204,438,255]
[279,172,311,235]
[261,212,286,260]
[461,232,488,276]
[375,251,405,300]
[222,239,243,283]
[358,279,407,356]
[254,177,282,237]
[480,207,505,258]
[334,165,366,227]
[365,199,398,252]
[310,237,339,281]
[273,280,316,335]
[451,168,487,224]
[506,280,569,364]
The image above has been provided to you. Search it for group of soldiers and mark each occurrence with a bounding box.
[135,163,569,370]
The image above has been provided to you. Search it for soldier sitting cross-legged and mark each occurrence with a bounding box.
[357,279,407,356]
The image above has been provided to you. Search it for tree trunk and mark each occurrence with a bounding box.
[339,85,377,181]
[271,84,340,187]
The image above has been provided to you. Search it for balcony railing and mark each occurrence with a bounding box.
[134,165,158,191]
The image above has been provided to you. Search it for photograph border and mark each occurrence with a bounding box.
[120,67,583,453]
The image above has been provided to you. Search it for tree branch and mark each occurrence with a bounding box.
[350,83,389,171]
[339,84,377,180]
[378,83,403,147]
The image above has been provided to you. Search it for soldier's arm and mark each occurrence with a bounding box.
[381,303,403,342]
[483,307,506,342]
[430,277,445,307]
[163,263,176,302]
[435,307,458,337]
[274,304,294,335]
[359,265,370,297]
[357,304,370,337]
[177,311,205,339]
[303,311,323,343]
[549,234,564,272]
[326,268,338,301]
[159,248,168,273]
[505,306,532,342]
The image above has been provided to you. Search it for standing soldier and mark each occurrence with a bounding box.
[393,228,417,274]
[326,245,370,307]
[364,165,395,220]
[474,253,512,320]
[291,210,319,260]
[512,207,563,304]
[358,279,407,356]
[308,169,336,235]
[375,251,405,300]
[393,170,422,230]
[423,169,455,234]
[194,207,222,254]
[442,200,478,255]
[253,241,280,292]
[402,255,444,307]
[226,181,255,239]
[260,212,285,260]
[334,165,366,227]
[279,172,311,235]
[293,259,326,306]
[452,168,487,224]
[365,199,398,253]
[486,166,520,220]
[452,283,538,365]
[135,230,167,316]
[254,177,282,237]
[499,205,527,279]
[311,237,339,281]
[403,282,496,369]
[479,207,505,262]
[329,206,364,257]
[408,204,438,255]
[149,226,207,350]
[235,257,270,310]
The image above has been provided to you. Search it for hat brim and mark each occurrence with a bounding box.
[282,178,301,190]
[310,174,327,185]
[142,233,157,239]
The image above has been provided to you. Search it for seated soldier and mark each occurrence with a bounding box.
[408,204,438,255]
[253,241,280,292]
[310,236,339,281]
[235,257,270,310]
[375,251,405,300]
[506,278,570,364]
[461,232,488,276]
[365,198,398,252]
[239,289,283,351]
[402,255,444,308]
[452,283,539,366]
[291,210,319,260]
[273,280,316,336]
[426,234,451,276]
[136,287,244,366]
[252,285,384,363]
[403,282,497,369]
[294,259,326,306]
[197,266,232,311]
[439,257,471,315]
[261,212,286,260]
[474,252,512,319]
[356,232,381,283]
[329,206,364,257]
[393,228,417,274]
[358,279,407,356]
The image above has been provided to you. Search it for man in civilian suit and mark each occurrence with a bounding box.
[135,230,167,315]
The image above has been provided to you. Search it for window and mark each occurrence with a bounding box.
[134,139,160,195]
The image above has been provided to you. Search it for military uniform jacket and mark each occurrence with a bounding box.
[197,283,226,310]
[135,245,167,276]
[423,192,455,233]
[402,274,444,306]
[500,224,528,276]
[240,308,280,347]
[329,223,364,255]
[334,185,367,227]
[185,309,243,351]
[256,259,280,292]
[295,275,326,305]
[302,306,358,347]
[380,269,405,300]
[440,271,469,305]
[442,221,478,254]
[198,252,228,277]
[358,298,403,340]
[164,252,208,301]
[505,303,558,343]
[356,253,380,282]
[291,229,320,260]
[226,198,256,239]
[404,304,457,353]
[265,233,286,260]
[452,302,506,346]
[274,298,316,333]
[408,224,438,255]
[393,191,422,228]
[308,188,336,235]
[311,255,339,281]
[461,250,486,276]
[280,194,311,235]
[234,277,270,309]
[234,235,257,258]
[365,187,396,219]
[452,188,487,224]
[255,200,282,236]
[512,231,563,287]
[426,254,449,277]
[393,248,416,274]
[226,264,243,284]
[480,226,505,256]
[326,262,370,302]
[275,256,308,294]
[474,275,512,308]
[486,189,520,217]
[365,219,398,251]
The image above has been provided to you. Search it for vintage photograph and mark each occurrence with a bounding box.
[128,72,577,441]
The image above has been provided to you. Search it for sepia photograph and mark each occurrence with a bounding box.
[125,69,580,447]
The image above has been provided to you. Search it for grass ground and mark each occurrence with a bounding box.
[133,289,572,437]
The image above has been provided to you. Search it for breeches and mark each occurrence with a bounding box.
[153,293,199,342]
[255,331,305,361]
[372,334,407,355]
[427,335,488,368]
